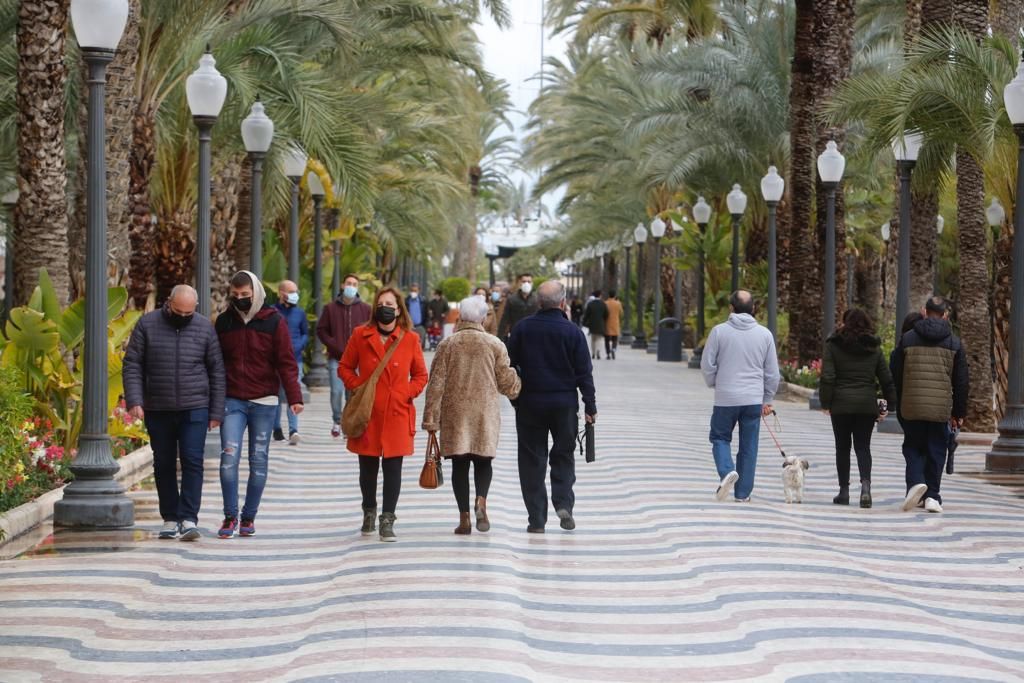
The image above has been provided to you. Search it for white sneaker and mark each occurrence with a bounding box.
[715,471,739,502]
[289,431,301,445]
[158,521,179,539]
[331,424,341,438]
[924,497,943,513]
[179,521,201,541]
[901,483,927,511]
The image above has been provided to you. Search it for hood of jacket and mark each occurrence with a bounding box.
[727,312,759,331]
[828,332,882,355]
[914,316,952,343]
[233,270,266,325]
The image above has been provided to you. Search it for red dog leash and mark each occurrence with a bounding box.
[762,410,787,459]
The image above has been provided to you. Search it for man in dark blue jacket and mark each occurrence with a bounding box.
[123,284,225,541]
[508,280,597,533]
[273,280,308,444]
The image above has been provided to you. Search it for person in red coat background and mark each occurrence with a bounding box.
[339,286,428,542]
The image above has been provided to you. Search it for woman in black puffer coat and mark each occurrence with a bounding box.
[820,309,898,508]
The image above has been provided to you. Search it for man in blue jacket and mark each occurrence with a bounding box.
[507,280,596,533]
[406,282,428,349]
[274,279,308,444]
[123,284,225,541]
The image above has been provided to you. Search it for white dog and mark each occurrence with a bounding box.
[782,455,810,504]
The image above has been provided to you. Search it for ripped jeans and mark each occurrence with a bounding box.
[219,397,278,520]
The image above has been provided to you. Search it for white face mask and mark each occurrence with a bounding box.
[285,292,299,305]
[520,282,533,295]
[410,292,418,299]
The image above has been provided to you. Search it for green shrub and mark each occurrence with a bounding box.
[438,277,471,303]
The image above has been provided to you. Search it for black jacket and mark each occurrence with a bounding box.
[891,317,969,421]
[581,299,608,336]
[498,290,539,339]
[123,308,226,416]
[507,308,596,415]
[820,333,897,415]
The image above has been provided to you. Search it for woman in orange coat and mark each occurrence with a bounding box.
[339,286,428,542]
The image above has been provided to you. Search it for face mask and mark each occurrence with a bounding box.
[491,292,501,303]
[342,285,358,300]
[375,305,397,324]
[520,282,533,295]
[285,292,299,306]
[231,296,253,313]
[410,292,419,299]
[166,308,193,329]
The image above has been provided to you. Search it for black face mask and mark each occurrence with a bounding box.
[374,305,397,325]
[167,310,194,329]
[231,296,253,313]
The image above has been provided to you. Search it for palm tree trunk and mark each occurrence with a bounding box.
[234,156,253,273]
[211,156,243,312]
[128,103,158,309]
[910,189,939,305]
[991,0,1024,47]
[155,208,195,306]
[14,0,71,305]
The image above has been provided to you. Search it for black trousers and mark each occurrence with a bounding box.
[359,455,403,513]
[829,413,876,487]
[515,404,578,528]
[450,455,493,513]
[902,420,948,504]
[144,408,209,524]
[604,335,619,355]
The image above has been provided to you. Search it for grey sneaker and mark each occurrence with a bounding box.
[158,521,179,539]
[361,507,376,536]
[379,513,397,542]
[556,508,575,530]
[179,521,200,542]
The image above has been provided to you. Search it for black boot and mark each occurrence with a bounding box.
[833,486,850,505]
[860,480,872,509]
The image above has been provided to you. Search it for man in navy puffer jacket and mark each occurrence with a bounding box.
[123,284,225,541]
[273,279,308,444]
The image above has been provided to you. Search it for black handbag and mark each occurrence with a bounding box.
[577,422,595,462]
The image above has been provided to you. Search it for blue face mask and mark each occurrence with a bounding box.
[342,285,358,300]
[285,292,299,305]
[491,292,501,303]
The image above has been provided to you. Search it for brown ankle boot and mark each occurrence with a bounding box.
[475,496,490,532]
[455,511,472,535]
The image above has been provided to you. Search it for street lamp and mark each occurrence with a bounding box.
[727,184,748,293]
[241,97,274,277]
[891,131,922,335]
[761,165,785,339]
[329,208,341,298]
[185,46,227,317]
[305,171,329,388]
[485,243,498,288]
[689,196,712,368]
[647,215,667,353]
[934,215,945,294]
[441,254,451,277]
[988,64,1024,472]
[283,145,308,282]
[621,234,633,344]
[631,222,648,349]
[670,216,688,360]
[811,139,846,409]
[2,186,17,324]
[54,0,134,528]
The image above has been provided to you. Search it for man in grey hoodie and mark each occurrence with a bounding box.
[700,290,780,502]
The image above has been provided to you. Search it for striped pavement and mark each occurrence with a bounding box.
[1,343,1023,682]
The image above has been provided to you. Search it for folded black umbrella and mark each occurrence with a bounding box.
[946,426,959,475]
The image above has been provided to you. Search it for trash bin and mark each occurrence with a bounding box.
[656,317,683,362]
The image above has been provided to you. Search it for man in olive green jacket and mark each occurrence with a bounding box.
[891,297,968,514]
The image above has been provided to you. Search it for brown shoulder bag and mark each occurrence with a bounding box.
[341,330,406,439]
[419,431,443,489]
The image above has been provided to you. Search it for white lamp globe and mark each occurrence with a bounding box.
[70,0,129,51]
[283,145,308,178]
[726,184,748,215]
[761,165,785,202]
[634,222,648,244]
[186,48,228,118]
[241,98,274,153]
[891,131,923,162]
[441,255,451,269]
[692,196,712,224]
[539,255,548,268]
[986,198,1006,228]
[936,215,945,235]
[650,216,667,239]
[671,218,683,233]
[881,222,891,243]
[1004,58,1024,124]
[1,188,19,206]
[307,171,325,198]
[817,140,846,183]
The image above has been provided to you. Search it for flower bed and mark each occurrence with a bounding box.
[780,358,821,389]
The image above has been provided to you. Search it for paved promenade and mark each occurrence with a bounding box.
[1,345,1023,682]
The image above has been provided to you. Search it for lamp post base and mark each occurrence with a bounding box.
[620,331,634,345]
[687,347,702,369]
[877,412,903,434]
[53,436,134,529]
[631,333,646,349]
[808,390,822,410]
[304,361,330,388]
[986,405,1024,472]
[646,336,658,354]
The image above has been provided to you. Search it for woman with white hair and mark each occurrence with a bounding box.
[422,295,522,534]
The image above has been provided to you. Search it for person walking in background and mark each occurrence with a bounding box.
[474,286,499,335]
[820,308,897,508]
[406,282,428,349]
[508,280,596,533]
[604,290,623,360]
[497,273,538,341]
[891,296,969,514]
[422,296,521,534]
[339,287,428,542]
[273,279,308,445]
[317,274,371,438]
[216,271,303,539]
[581,289,608,360]
[427,288,450,340]
[123,285,224,541]
[570,297,584,327]
[700,290,780,503]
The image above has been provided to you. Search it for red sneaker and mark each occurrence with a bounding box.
[239,519,256,536]
[218,517,238,538]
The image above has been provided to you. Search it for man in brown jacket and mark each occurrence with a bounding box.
[316,274,371,437]
[604,290,623,360]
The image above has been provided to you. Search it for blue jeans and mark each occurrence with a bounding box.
[328,358,351,425]
[709,405,762,500]
[276,363,303,434]
[144,408,208,523]
[220,398,278,520]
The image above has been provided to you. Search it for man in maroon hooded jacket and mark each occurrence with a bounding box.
[215,270,303,538]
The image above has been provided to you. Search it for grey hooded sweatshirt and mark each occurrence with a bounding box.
[701,313,780,407]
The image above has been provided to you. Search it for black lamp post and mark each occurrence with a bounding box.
[283,146,308,283]
[647,216,666,353]
[726,184,747,293]
[621,238,633,344]
[2,186,16,324]
[987,65,1024,472]
[241,98,274,278]
[934,215,944,294]
[689,197,711,368]
[305,171,329,387]
[330,208,342,298]
[761,166,785,340]
[54,0,134,528]
[670,216,688,360]
[891,132,922,337]
[631,222,648,349]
